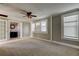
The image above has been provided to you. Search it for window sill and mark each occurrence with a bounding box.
[33,32,48,34]
[64,38,79,42]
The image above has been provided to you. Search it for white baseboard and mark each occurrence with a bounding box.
[33,37,79,49]
[0,37,31,45]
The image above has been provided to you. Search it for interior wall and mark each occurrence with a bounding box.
[52,15,61,41]
[48,16,52,40]
[7,20,10,40]
[22,22,31,37]
[33,32,49,39]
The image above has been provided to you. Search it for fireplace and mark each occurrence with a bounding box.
[10,32,18,38]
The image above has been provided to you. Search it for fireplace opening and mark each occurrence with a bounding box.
[10,22,19,38]
[10,32,18,38]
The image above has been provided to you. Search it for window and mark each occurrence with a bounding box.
[34,19,48,33]
[0,20,6,40]
[64,15,78,39]
[41,20,47,32]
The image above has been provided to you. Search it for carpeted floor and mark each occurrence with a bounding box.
[0,38,79,56]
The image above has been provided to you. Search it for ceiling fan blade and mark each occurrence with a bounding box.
[6,4,28,15]
[31,15,37,17]
[0,14,8,17]
[23,16,27,17]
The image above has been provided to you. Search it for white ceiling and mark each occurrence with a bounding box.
[0,3,79,21]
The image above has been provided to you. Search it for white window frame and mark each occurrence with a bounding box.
[34,19,48,33]
[40,19,47,32]
[0,20,7,40]
[35,21,41,32]
[61,11,79,40]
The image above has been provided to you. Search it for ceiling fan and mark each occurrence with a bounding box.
[23,11,37,18]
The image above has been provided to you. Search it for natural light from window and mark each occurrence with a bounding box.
[64,15,78,39]
[41,20,47,32]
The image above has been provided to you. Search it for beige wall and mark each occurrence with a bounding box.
[22,22,31,37]
[52,15,61,40]
[33,32,49,39]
